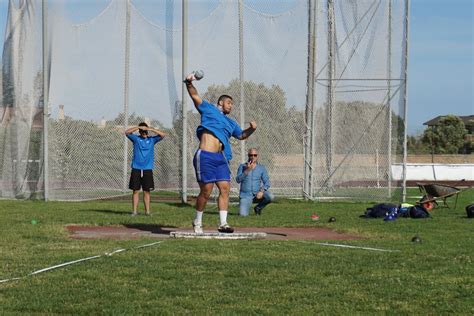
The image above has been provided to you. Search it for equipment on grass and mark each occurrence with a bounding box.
[364,201,431,220]
[466,204,474,218]
[411,236,421,243]
[328,217,336,222]
[364,203,398,218]
[408,205,431,219]
[310,214,320,221]
[417,181,470,209]
[384,214,396,221]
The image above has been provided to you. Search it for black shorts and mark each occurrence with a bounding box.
[129,169,154,191]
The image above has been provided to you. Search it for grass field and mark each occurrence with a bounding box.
[1,189,473,315]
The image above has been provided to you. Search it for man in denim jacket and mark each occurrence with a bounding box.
[236,148,274,216]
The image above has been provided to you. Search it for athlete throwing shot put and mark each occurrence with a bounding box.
[184,71,256,233]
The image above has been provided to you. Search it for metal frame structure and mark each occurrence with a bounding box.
[35,0,410,201]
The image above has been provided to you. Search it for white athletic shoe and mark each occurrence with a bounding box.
[193,221,203,234]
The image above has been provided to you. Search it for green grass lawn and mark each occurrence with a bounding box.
[1,189,473,315]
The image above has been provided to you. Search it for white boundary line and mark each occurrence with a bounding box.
[30,255,102,275]
[0,241,164,284]
[0,277,23,284]
[301,241,400,252]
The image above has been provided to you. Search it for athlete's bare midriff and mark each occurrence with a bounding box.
[199,130,223,153]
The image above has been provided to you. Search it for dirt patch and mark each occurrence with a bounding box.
[65,225,360,241]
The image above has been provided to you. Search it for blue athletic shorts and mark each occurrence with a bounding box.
[193,149,230,184]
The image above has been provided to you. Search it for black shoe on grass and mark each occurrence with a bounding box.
[218,223,234,233]
[254,206,262,215]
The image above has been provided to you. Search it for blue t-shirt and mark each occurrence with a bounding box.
[196,100,243,161]
[126,134,163,170]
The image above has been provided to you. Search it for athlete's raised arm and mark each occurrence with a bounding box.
[183,73,203,109]
[125,126,140,135]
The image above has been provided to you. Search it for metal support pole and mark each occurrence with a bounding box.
[376,149,380,188]
[238,0,245,163]
[42,0,49,200]
[181,0,188,203]
[401,0,410,202]
[387,0,392,197]
[304,0,317,199]
[431,126,434,163]
[326,0,335,191]
[431,126,436,180]
[122,0,131,193]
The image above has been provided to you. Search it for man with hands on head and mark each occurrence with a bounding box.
[125,122,166,216]
[184,71,257,233]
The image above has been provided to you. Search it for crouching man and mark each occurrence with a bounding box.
[236,148,274,216]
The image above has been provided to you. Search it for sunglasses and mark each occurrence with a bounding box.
[248,154,258,157]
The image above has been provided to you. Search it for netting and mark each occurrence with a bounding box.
[0,0,408,201]
[310,0,408,199]
[1,0,44,198]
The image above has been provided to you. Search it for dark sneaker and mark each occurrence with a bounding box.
[254,206,262,215]
[218,223,234,234]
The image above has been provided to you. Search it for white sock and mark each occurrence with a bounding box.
[219,210,228,225]
[195,210,203,224]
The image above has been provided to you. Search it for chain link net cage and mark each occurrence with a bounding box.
[0,0,408,201]
[310,0,407,200]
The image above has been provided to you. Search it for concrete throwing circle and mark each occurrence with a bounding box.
[170,231,267,240]
[65,225,360,241]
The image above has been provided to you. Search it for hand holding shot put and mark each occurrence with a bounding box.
[183,70,204,83]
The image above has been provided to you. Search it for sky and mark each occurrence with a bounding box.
[408,0,473,134]
[0,0,472,135]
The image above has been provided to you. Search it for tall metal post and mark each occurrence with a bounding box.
[181,0,188,203]
[401,0,410,202]
[238,0,245,163]
[122,0,131,192]
[326,0,335,191]
[304,0,317,199]
[42,0,49,200]
[387,0,392,197]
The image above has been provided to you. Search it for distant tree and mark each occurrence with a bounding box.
[466,119,474,133]
[421,115,468,154]
[111,112,147,126]
[460,119,473,154]
[407,134,430,154]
